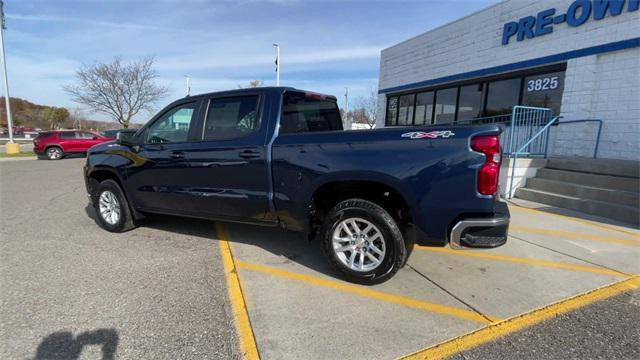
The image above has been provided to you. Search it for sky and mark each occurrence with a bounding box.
[5,0,498,122]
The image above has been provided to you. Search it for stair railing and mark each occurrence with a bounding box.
[507,115,561,199]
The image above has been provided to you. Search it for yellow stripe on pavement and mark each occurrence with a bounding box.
[509,205,640,238]
[235,260,496,324]
[510,226,640,247]
[415,246,630,277]
[217,223,260,360]
[400,276,640,360]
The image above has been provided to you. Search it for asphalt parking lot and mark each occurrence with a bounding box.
[1,157,639,359]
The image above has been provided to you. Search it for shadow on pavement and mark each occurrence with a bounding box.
[35,328,118,360]
[84,203,440,279]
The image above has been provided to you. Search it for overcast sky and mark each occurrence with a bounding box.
[5,0,497,122]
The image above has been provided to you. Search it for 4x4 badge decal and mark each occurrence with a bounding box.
[401,130,455,139]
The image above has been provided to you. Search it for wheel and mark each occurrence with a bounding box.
[320,198,407,285]
[46,146,64,160]
[94,179,136,233]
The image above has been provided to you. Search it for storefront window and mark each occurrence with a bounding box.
[398,94,415,125]
[457,84,483,121]
[522,71,564,114]
[434,88,457,124]
[386,97,398,126]
[414,91,434,125]
[485,78,521,116]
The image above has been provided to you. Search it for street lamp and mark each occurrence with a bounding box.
[273,44,280,87]
[184,75,191,97]
[0,0,18,154]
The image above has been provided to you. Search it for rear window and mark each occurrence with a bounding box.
[35,132,53,140]
[280,92,343,134]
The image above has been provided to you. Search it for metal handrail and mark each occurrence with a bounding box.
[546,119,603,159]
[507,115,561,198]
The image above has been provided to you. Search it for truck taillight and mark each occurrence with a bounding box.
[471,135,501,196]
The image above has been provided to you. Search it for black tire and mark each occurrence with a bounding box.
[320,198,406,285]
[94,179,136,233]
[45,146,64,160]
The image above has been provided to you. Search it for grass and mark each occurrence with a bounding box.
[0,151,36,158]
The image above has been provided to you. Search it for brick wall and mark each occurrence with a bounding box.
[376,0,640,160]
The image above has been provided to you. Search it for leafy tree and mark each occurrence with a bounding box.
[64,57,168,128]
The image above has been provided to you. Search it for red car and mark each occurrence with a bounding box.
[33,130,112,160]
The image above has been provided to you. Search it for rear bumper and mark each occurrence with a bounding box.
[449,201,510,249]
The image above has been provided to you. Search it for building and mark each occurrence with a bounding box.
[376,0,639,161]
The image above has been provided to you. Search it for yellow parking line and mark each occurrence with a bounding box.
[400,276,640,360]
[509,205,640,238]
[510,226,640,247]
[415,246,630,277]
[235,260,496,324]
[216,223,260,360]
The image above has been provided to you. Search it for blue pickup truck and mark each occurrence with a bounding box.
[84,87,509,284]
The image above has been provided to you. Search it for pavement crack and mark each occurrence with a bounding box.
[509,235,630,277]
[407,263,495,323]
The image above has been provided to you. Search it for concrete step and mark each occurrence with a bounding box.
[536,168,639,193]
[547,157,640,178]
[514,188,640,226]
[526,178,639,208]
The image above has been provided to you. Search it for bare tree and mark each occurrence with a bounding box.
[356,88,379,129]
[238,80,264,89]
[64,57,168,128]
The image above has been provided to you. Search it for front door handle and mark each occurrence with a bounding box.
[170,151,185,159]
[239,150,261,159]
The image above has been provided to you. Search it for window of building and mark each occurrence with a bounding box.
[398,94,415,125]
[386,96,398,126]
[457,84,484,121]
[522,71,564,114]
[280,92,343,133]
[485,78,521,116]
[146,102,197,143]
[433,87,457,124]
[383,67,566,126]
[414,91,434,125]
[204,96,260,141]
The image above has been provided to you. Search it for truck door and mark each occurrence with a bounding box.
[181,93,270,220]
[126,101,201,212]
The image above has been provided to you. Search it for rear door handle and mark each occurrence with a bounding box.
[239,150,261,159]
[170,151,185,159]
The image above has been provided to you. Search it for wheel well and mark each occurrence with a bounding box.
[88,170,123,196]
[310,181,412,230]
[45,144,63,151]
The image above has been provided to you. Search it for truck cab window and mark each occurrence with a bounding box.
[203,95,260,141]
[146,103,197,144]
[280,92,343,133]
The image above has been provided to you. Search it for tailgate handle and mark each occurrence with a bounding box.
[239,150,260,159]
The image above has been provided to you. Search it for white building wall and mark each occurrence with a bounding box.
[377,0,640,160]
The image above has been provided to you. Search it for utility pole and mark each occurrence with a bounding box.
[344,87,350,130]
[184,75,191,96]
[0,0,18,154]
[273,44,280,87]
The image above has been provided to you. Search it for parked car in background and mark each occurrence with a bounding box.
[84,87,510,284]
[34,130,112,160]
[100,129,138,139]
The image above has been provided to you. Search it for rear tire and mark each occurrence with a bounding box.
[94,179,136,233]
[320,198,406,285]
[46,146,64,160]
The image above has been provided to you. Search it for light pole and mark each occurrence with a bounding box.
[273,43,280,87]
[0,0,18,154]
[184,75,191,96]
[344,87,350,130]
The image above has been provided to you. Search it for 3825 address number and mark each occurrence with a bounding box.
[527,76,559,92]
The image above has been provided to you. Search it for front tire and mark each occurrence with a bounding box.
[320,199,406,285]
[94,179,136,233]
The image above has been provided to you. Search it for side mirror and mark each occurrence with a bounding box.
[92,136,99,140]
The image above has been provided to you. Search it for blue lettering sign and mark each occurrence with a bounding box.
[502,0,638,45]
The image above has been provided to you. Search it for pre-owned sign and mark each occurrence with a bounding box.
[502,0,639,45]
